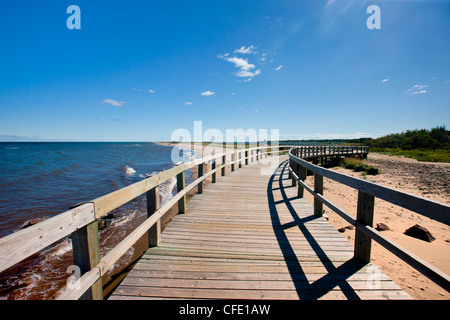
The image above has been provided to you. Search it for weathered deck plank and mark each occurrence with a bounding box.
[109,156,411,300]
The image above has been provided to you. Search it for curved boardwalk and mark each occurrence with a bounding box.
[109,155,411,300]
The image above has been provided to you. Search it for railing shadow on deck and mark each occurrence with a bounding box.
[267,160,366,300]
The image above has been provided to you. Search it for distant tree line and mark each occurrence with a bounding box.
[364,126,449,150]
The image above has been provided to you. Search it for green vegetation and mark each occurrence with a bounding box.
[364,126,450,163]
[340,158,379,175]
[369,148,450,163]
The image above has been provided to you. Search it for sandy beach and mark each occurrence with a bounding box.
[153,143,450,300]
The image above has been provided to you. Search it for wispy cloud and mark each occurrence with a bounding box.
[236,69,261,78]
[224,57,255,71]
[275,65,283,71]
[148,89,155,93]
[408,84,429,95]
[201,91,215,96]
[111,118,129,123]
[381,79,389,83]
[102,99,126,107]
[185,101,194,106]
[234,45,256,54]
[217,53,229,59]
[220,56,262,79]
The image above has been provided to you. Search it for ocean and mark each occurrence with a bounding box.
[0,142,197,299]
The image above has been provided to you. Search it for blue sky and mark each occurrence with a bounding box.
[0,0,449,141]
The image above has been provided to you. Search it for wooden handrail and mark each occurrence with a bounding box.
[0,203,95,273]
[288,147,450,292]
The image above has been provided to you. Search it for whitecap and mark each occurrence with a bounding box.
[125,166,136,175]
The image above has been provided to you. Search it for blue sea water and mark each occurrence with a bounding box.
[0,142,196,299]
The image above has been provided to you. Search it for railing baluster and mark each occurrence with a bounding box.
[231,152,235,172]
[147,186,161,247]
[71,220,102,300]
[198,163,204,192]
[354,191,375,263]
[177,171,186,214]
[314,174,323,217]
[222,155,226,176]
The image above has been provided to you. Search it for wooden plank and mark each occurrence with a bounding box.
[113,285,410,300]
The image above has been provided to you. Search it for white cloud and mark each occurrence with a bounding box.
[149,89,155,93]
[216,53,229,59]
[234,45,256,54]
[236,69,261,78]
[201,91,215,96]
[185,101,193,106]
[381,79,389,83]
[224,57,255,71]
[221,56,261,79]
[102,99,126,107]
[408,84,429,95]
[275,65,283,71]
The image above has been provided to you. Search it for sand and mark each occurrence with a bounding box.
[152,143,450,300]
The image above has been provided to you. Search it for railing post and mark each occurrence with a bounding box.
[239,151,242,168]
[290,159,297,186]
[147,186,161,247]
[231,152,235,172]
[297,164,307,198]
[222,155,226,176]
[212,160,216,183]
[177,171,186,214]
[71,220,103,300]
[354,191,375,263]
[245,150,248,166]
[198,163,204,193]
[314,174,323,217]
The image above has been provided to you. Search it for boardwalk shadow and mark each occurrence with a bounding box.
[267,160,365,300]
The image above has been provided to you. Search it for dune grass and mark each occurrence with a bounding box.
[340,157,379,175]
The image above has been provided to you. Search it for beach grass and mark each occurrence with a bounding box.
[340,157,379,175]
[371,148,450,163]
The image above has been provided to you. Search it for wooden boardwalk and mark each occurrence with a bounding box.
[109,156,411,300]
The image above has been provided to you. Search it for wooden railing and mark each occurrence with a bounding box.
[292,145,369,160]
[0,144,289,300]
[288,147,450,292]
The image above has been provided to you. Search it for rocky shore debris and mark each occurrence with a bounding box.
[338,225,354,233]
[376,223,390,231]
[404,224,436,242]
